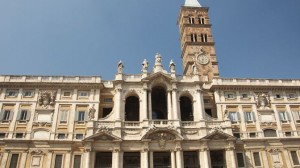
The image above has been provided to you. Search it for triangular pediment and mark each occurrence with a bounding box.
[200,130,236,141]
[142,72,175,83]
[84,132,121,142]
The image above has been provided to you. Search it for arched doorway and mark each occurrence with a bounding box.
[125,96,139,121]
[180,96,193,121]
[151,86,167,119]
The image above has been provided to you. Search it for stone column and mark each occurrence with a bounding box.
[141,150,149,168]
[0,152,9,168]
[149,151,153,168]
[226,148,237,168]
[65,151,72,168]
[46,151,53,168]
[176,150,184,168]
[141,87,148,121]
[172,88,179,120]
[171,150,176,168]
[84,151,90,168]
[261,150,269,168]
[114,87,122,121]
[167,90,172,120]
[199,149,210,168]
[286,105,297,131]
[148,91,152,120]
[112,150,121,168]
[282,149,293,168]
[19,151,28,167]
[196,88,205,120]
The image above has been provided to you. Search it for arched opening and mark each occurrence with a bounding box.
[180,96,193,121]
[125,96,139,121]
[151,86,167,119]
[263,129,277,137]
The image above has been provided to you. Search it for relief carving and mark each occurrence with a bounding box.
[37,91,56,108]
[148,132,176,149]
[255,93,271,109]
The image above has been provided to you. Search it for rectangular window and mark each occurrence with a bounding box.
[291,151,300,165]
[229,112,239,122]
[9,154,19,168]
[245,112,252,121]
[233,133,240,139]
[236,153,245,167]
[241,94,249,99]
[3,110,11,121]
[23,91,33,97]
[73,155,82,168]
[78,91,88,97]
[16,133,23,138]
[104,98,113,103]
[249,132,256,138]
[54,155,63,168]
[63,92,71,97]
[279,111,287,121]
[183,151,199,168]
[78,111,85,121]
[253,152,261,166]
[76,134,83,139]
[20,110,27,121]
[288,93,296,99]
[123,152,141,168]
[285,132,292,137]
[7,90,17,97]
[201,34,208,42]
[58,134,65,139]
[275,94,282,99]
[60,111,68,123]
[0,133,5,138]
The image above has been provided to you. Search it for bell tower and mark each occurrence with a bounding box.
[178,0,219,81]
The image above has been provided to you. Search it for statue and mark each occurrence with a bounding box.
[155,53,162,64]
[117,60,124,74]
[89,105,96,120]
[192,63,199,75]
[169,60,176,72]
[142,59,149,71]
[256,93,270,109]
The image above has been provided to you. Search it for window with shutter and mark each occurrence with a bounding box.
[20,110,27,121]
[60,111,68,123]
[78,111,85,122]
[291,151,300,166]
[54,155,63,168]
[245,112,252,122]
[9,154,19,168]
[3,110,11,121]
[253,152,261,166]
[73,155,82,168]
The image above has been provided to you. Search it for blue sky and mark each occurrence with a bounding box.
[0,0,299,80]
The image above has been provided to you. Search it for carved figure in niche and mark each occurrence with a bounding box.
[256,93,270,109]
[155,53,162,64]
[117,60,124,74]
[224,109,229,119]
[192,62,199,75]
[88,105,96,120]
[169,60,176,72]
[38,91,56,107]
[142,59,149,71]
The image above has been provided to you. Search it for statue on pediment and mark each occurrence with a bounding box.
[142,59,149,72]
[117,60,124,74]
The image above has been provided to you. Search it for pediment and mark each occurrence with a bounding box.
[200,130,236,141]
[142,128,183,140]
[142,72,175,83]
[84,132,121,142]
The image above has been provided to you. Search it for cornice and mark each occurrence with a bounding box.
[0,82,103,90]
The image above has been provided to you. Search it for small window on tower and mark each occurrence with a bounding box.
[201,34,208,42]
[199,17,205,24]
[191,34,197,42]
[189,17,195,24]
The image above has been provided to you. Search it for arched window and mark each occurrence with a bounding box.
[199,16,205,24]
[151,86,167,119]
[125,96,139,121]
[264,129,277,137]
[180,96,193,121]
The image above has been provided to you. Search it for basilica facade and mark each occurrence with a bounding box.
[1,0,300,168]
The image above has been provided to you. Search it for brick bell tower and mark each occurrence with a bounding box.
[178,0,219,81]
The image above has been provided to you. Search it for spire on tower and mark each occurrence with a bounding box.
[184,0,202,7]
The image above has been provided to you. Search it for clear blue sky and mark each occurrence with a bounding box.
[0,0,299,80]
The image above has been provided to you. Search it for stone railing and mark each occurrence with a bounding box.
[212,78,300,87]
[123,121,141,127]
[97,121,115,128]
[123,74,142,82]
[0,75,101,83]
